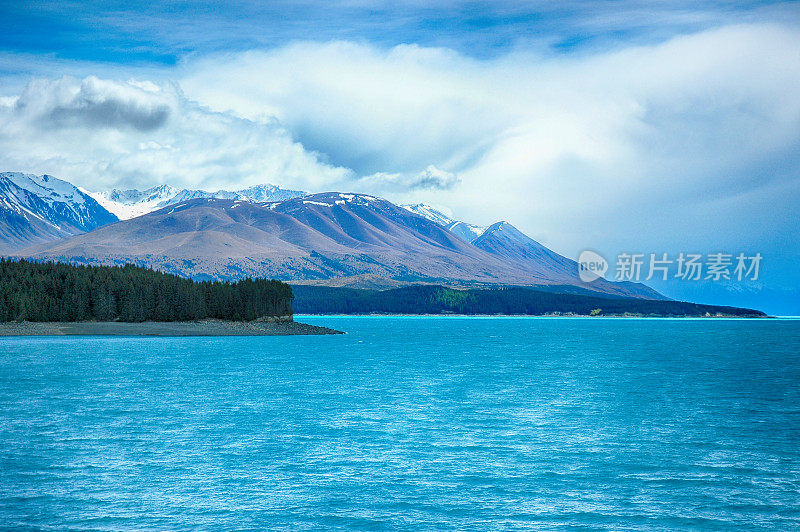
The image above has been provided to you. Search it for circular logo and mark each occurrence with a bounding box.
[578,250,608,282]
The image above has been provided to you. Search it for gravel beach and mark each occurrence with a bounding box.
[0,320,343,336]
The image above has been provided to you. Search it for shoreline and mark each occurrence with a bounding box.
[0,319,344,337]
[296,312,771,319]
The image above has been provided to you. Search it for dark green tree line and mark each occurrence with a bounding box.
[0,259,293,322]
[291,284,765,317]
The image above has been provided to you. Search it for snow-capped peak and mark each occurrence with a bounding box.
[87,185,180,220]
[0,172,117,235]
[400,202,487,243]
[447,220,486,243]
[400,203,455,226]
[102,184,178,205]
[139,184,179,203]
[474,221,543,247]
[237,183,305,202]
[86,182,307,219]
[1,172,87,206]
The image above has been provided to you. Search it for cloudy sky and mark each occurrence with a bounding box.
[1,1,799,311]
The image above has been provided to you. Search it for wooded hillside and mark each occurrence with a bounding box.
[291,284,766,317]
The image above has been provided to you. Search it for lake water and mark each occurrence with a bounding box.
[1,317,799,530]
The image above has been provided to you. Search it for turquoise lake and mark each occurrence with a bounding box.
[1,317,799,530]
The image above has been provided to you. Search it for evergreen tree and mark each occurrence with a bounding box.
[0,259,293,322]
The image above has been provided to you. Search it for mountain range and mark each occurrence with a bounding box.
[0,172,117,254]
[87,183,306,220]
[0,172,660,298]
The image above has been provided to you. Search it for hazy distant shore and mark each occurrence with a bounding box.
[0,320,343,337]
[291,285,767,318]
[297,313,769,318]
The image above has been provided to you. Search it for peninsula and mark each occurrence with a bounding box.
[0,260,342,336]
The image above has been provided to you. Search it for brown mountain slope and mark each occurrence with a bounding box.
[22,193,660,298]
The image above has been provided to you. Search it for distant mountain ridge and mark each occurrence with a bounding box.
[20,191,660,298]
[0,172,661,298]
[400,203,486,243]
[88,183,307,220]
[394,206,660,296]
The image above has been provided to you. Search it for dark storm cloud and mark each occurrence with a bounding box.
[44,98,170,131]
[12,76,172,132]
[408,166,460,190]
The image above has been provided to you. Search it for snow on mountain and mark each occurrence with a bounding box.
[400,203,455,226]
[238,184,306,202]
[23,192,662,299]
[446,220,486,243]
[2,172,84,211]
[168,189,216,203]
[294,192,380,208]
[109,185,178,205]
[0,172,117,252]
[401,203,486,243]
[0,172,117,231]
[471,220,582,281]
[1,171,661,298]
[89,183,307,220]
[87,185,179,219]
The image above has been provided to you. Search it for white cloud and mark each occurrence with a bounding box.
[179,24,800,261]
[1,24,799,290]
[181,42,510,175]
[0,76,351,192]
[359,165,460,192]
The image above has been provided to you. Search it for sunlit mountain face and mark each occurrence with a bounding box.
[0,173,655,297]
[0,172,117,253]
